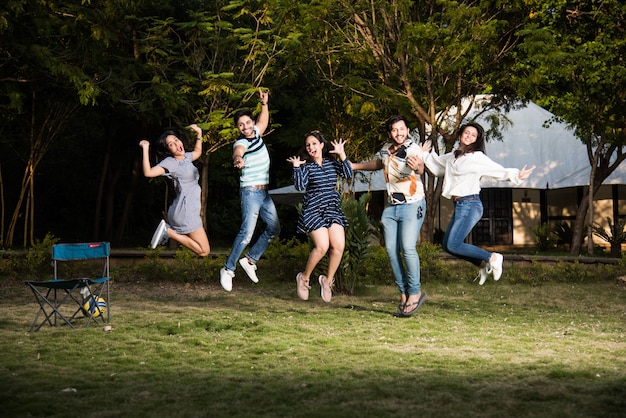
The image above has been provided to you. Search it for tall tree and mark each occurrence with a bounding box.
[0,0,288,246]
[0,0,103,246]
[299,0,530,240]
[515,0,626,254]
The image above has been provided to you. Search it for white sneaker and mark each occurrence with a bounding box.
[319,275,333,303]
[491,253,504,281]
[219,268,235,292]
[296,272,310,301]
[150,220,169,249]
[478,263,493,285]
[238,258,259,283]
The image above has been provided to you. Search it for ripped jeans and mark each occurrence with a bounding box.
[224,186,280,272]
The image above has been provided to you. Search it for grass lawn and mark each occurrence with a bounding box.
[1,275,625,417]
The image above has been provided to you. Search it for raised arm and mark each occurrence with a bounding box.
[256,88,270,136]
[139,139,166,178]
[188,124,204,161]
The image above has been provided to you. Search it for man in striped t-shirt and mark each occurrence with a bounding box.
[220,89,281,292]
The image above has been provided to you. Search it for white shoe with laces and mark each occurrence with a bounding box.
[150,220,169,249]
[491,253,504,281]
[220,268,235,292]
[478,263,493,285]
[239,257,259,283]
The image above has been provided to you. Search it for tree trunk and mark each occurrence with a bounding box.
[610,243,622,258]
[115,154,140,246]
[27,165,34,246]
[7,165,33,247]
[103,170,119,243]
[93,137,111,241]
[570,191,589,255]
[570,174,607,255]
[422,174,442,243]
[0,164,4,246]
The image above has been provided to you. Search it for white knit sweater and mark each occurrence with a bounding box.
[424,150,522,199]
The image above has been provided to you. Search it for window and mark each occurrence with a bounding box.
[472,189,513,245]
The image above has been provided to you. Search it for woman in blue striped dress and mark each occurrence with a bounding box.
[287,131,353,302]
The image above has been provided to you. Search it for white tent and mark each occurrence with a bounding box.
[269,170,386,205]
[270,97,626,205]
[452,96,626,189]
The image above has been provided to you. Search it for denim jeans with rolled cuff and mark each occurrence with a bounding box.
[442,195,491,267]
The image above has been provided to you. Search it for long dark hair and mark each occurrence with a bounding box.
[155,127,186,160]
[454,122,486,158]
[299,130,332,163]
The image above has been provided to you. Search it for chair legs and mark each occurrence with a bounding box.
[79,281,110,328]
[26,279,110,332]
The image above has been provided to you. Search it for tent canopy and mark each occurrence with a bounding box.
[457,96,626,189]
[270,97,626,205]
[269,170,386,205]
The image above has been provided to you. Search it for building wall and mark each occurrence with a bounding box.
[512,189,540,245]
[434,185,626,251]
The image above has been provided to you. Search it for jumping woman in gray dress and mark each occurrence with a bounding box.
[139,124,211,256]
[287,131,352,302]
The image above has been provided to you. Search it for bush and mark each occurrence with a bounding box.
[533,222,556,252]
[117,247,223,284]
[553,222,573,248]
[418,242,459,283]
[264,237,310,281]
[592,217,626,257]
[359,245,393,285]
[0,233,59,282]
[337,194,375,294]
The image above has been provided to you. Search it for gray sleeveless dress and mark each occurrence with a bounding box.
[157,152,203,234]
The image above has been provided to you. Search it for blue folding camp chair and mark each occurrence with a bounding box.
[25,242,111,332]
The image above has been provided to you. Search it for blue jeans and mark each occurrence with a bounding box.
[442,195,491,267]
[381,200,426,296]
[225,187,280,271]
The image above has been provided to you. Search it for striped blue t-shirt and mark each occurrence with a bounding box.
[234,126,270,187]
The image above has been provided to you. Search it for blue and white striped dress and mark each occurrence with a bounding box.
[294,158,353,234]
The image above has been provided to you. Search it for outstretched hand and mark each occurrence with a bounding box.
[329,138,347,160]
[518,164,536,180]
[287,155,305,168]
[421,140,432,153]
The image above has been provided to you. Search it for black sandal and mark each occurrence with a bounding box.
[400,292,427,317]
[396,296,407,316]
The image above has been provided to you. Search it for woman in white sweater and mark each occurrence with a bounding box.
[423,122,535,285]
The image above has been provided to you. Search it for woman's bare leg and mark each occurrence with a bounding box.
[325,224,345,283]
[300,228,330,282]
[168,227,211,257]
